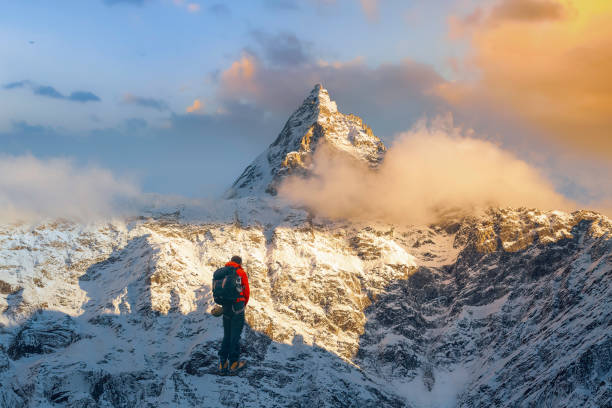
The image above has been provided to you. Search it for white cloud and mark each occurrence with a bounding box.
[0,155,141,223]
[279,116,573,224]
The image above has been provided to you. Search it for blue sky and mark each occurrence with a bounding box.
[0,0,456,195]
[1,0,610,209]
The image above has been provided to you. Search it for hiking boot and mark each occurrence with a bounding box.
[229,360,247,374]
[218,359,229,374]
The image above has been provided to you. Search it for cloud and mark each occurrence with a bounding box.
[251,30,312,67]
[360,0,379,22]
[168,101,276,143]
[10,120,52,135]
[215,50,446,137]
[0,154,141,223]
[68,91,102,102]
[124,117,148,131]
[450,0,565,34]
[4,80,31,90]
[32,85,64,99]
[123,93,169,111]
[158,103,283,194]
[186,99,203,113]
[262,0,380,20]
[219,53,259,98]
[187,3,200,12]
[0,111,280,199]
[490,0,566,22]
[3,80,101,103]
[278,116,572,224]
[303,0,379,20]
[171,0,203,13]
[442,0,612,158]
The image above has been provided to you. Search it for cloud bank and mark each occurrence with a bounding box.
[443,0,612,158]
[0,155,141,223]
[278,117,571,224]
[215,48,445,138]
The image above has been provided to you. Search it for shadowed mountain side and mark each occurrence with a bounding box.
[1,309,407,407]
[356,218,612,407]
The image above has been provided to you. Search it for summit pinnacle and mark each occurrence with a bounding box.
[225,84,386,198]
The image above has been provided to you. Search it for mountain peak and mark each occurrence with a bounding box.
[306,83,337,114]
[226,85,386,199]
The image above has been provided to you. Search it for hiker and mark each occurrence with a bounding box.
[212,255,250,374]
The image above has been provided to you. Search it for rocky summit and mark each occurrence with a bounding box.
[0,86,610,408]
[225,84,386,198]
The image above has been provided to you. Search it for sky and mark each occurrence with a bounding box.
[1,0,610,216]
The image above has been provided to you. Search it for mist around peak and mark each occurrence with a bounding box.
[278,116,573,225]
[0,154,142,224]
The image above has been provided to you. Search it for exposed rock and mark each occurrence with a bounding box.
[7,313,80,360]
[0,346,9,373]
[0,280,20,295]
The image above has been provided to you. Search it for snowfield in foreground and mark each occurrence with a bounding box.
[0,202,610,407]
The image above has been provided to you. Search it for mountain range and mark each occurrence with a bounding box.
[0,85,610,407]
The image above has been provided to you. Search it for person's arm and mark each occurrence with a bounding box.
[238,268,250,305]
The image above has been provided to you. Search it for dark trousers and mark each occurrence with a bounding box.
[219,302,245,363]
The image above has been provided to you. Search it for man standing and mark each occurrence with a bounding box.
[216,255,249,374]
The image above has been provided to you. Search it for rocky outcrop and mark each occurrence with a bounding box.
[7,313,80,360]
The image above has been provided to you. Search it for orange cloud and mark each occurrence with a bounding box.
[490,0,566,22]
[187,3,200,13]
[360,0,379,22]
[186,99,203,113]
[172,0,199,13]
[219,53,259,100]
[442,0,612,158]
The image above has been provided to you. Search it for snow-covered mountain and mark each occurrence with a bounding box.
[0,86,610,407]
[225,84,386,198]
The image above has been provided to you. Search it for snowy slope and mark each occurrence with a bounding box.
[0,206,610,407]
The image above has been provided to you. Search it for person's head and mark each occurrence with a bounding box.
[230,255,242,265]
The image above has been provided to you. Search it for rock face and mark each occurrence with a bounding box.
[0,206,610,407]
[225,84,386,198]
[7,313,80,360]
